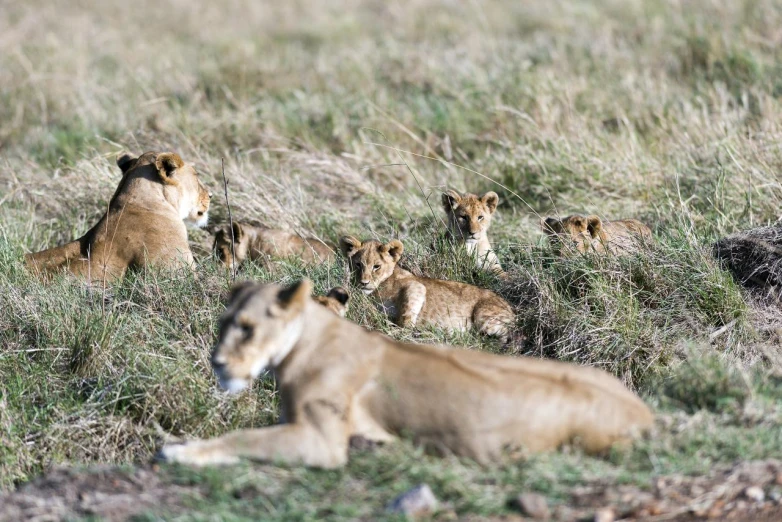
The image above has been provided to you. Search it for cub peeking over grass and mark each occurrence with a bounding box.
[213,222,334,271]
[340,236,514,342]
[442,189,503,274]
[541,214,652,255]
[159,279,654,468]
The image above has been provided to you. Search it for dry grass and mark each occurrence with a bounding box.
[1,0,782,518]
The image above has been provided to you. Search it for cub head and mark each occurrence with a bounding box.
[211,279,312,393]
[213,222,252,270]
[313,286,350,317]
[119,151,212,228]
[442,189,499,243]
[541,214,603,253]
[339,236,403,295]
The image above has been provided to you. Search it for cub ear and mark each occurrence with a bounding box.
[586,215,603,238]
[231,222,244,242]
[339,236,362,257]
[385,239,404,262]
[327,286,350,306]
[116,152,137,174]
[441,189,462,212]
[227,281,257,303]
[272,279,313,316]
[541,217,559,235]
[155,152,185,184]
[482,191,499,213]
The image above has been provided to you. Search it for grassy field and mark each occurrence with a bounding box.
[2,0,782,519]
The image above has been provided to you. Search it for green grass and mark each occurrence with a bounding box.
[2,0,782,518]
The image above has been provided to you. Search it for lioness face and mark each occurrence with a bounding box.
[213,223,251,270]
[442,190,499,244]
[313,287,350,317]
[211,280,310,393]
[340,237,404,295]
[541,215,602,253]
[155,153,211,228]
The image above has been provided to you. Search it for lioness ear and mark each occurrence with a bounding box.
[231,222,244,242]
[441,189,462,212]
[116,152,137,174]
[339,236,362,257]
[273,279,312,315]
[327,286,350,305]
[227,281,256,303]
[482,191,499,214]
[155,152,184,184]
[586,215,603,238]
[385,240,404,262]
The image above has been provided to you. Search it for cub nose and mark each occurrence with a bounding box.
[208,192,213,199]
[360,280,370,285]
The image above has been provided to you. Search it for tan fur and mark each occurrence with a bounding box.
[25,152,211,282]
[159,280,654,468]
[541,214,652,255]
[340,236,514,341]
[213,222,334,271]
[313,287,350,317]
[442,189,503,274]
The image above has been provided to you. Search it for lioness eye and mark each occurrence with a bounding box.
[239,323,252,337]
[373,264,380,271]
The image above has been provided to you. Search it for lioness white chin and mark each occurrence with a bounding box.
[159,279,654,468]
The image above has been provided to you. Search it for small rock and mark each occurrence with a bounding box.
[745,486,765,503]
[387,484,438,517]
[593,507,615,522]
[515,492,550,519]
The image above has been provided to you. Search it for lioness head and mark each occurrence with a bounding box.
[213,222,251,270]
[541,214,603,253]
[442,189,499,244]
[118,152,212,228]
[313,287,350,317]
[340,236,403,295]
[211,279,312,393]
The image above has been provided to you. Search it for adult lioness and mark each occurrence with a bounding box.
[159,280,654,468]
[442,189,503,274]
[25,151,211,282]
[541,214,651,255]
[340,236,514,341]
[213,222,334,271]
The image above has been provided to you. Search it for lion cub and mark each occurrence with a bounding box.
[213,222,334,271]
[313,287,350,317]
[442,189,503,274]
[159,279,653,468]
[340,236,513,341]
[542,214,652,255]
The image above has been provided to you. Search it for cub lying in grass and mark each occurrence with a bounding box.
[213,222,334,271]
[26,151,211,282]
[159,279,654,468]
[541,214,652,255]
[441,189,503,274]
[339,236,514,341]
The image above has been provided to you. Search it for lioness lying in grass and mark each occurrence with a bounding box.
[160,279,653,468]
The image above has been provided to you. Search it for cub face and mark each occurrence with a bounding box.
[213,222,251,270]
[442,190,499,244]
[340,236,403,295]
[541,214,603,253]
[313,287,350,317]
[211,280,311,393]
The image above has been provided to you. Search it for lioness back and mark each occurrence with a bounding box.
[26,151,211,282]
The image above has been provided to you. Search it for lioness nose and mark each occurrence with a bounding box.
[361,280,370,285]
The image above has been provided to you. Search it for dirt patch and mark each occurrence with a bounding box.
[0,465,196,521]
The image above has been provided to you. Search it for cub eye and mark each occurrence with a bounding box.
[477,215,484,221]
[373,264,381,271]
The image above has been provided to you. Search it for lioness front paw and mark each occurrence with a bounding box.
[158,440,240,467]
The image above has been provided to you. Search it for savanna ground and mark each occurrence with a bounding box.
[1,0,782,520]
